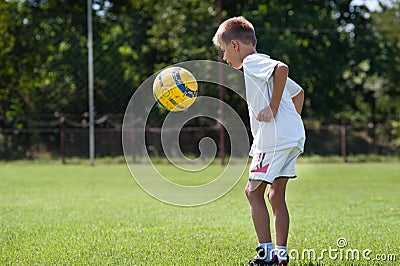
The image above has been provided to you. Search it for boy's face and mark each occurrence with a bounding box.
[220,40,243,69]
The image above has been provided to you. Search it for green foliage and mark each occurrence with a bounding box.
[0,0,399,158]
[240,1,352,122]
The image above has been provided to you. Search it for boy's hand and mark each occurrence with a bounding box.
[256,105,277,122]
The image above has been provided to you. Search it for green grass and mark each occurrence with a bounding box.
[1,162,399,265]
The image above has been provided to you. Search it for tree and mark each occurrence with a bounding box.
[227,1,366,123]
[1,0,399,158]
[0,0,88,158]
[370,2,400,151]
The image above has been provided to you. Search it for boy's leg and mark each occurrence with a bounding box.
[245,180,271,244]
[268,178,289,246]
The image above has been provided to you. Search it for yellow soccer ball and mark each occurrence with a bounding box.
[153,67,198,112]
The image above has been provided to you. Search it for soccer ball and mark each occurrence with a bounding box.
[153,67,198,112]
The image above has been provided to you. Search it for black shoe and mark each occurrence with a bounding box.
[248,247,277,266]
[276,250,289,265]
[277,256,289,266]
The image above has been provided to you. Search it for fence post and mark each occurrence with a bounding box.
[87,0,95,166]
[60,115,65,164]
[131,127,135,162]
[217,0,225,166]
[340,124,347,163]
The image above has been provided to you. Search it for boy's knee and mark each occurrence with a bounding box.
[244,186,252,200]
[267,190,275,204]
[245,184,263,202]
[267,189,285,207]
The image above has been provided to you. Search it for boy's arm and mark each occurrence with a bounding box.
[256,63,288,122]
[292,89,304,115]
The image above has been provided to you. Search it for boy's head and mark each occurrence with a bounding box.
[213,16,257,69]
[213,16,257,47]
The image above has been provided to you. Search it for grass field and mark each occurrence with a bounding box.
[1,161,399,265]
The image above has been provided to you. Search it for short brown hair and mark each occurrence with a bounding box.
[213,16,257,47]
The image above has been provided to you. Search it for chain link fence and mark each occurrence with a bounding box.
[1,4,398,162]
[3,121,397,162]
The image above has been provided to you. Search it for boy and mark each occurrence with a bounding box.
[213,17,305,266]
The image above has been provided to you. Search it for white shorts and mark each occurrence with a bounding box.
[249,147,302,184]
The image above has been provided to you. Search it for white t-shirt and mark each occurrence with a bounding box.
[243,53,306,155]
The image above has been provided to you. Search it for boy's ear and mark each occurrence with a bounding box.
[230,40,239,51]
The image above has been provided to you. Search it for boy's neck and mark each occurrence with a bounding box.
[240,46,257,61]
